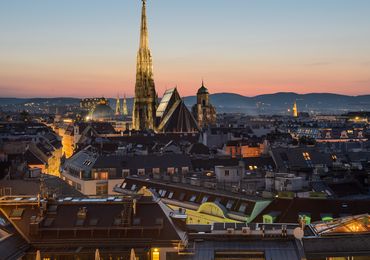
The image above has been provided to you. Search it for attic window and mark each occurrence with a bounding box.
[9,208,25,220]
[201,196,209,204]
[131,184,137,191]
[167,192,174,199]
[239,203,247,213]
[189,195,197,202]
[226,200,234,210]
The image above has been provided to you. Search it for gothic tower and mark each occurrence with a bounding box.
[132,0,157,130]
[293,101,298,117]
[115,94,121,116]
[122,94,128,116]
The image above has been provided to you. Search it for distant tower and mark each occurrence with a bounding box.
[192,80,216,128]
[115,95,121,116]
[132,0,157,130]
[293,101,298,117]
[122,94,128,116]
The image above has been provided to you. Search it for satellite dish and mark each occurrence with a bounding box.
[293,227,304,240]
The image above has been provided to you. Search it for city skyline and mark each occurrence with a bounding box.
[1,0,370,98]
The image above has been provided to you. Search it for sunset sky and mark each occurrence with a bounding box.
[0,0,369,98]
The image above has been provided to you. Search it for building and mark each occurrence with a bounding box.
[191,81,216,128]
[61,149,193,195]
[225,139,267,158]
[80,97,108,111]
[132,0,157,131]
[0,192,186,259]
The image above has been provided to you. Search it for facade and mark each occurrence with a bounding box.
[132,0,157,131]
[191,81,216,128]
[225,139,267,158]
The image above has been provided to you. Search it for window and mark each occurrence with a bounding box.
[226,200,234,210]
[96,183,108,195]
[224,170,230,177]
[122,169,130,177]
[182,167,189,174]
[168,192,174,199]
[131,184,137,191]
[167,167,175,175]
[153,168,160,174]
[159,190,166,197]
[189,195,197,202]
[138,169,145,176]
[10,208,25,220]
[201,196,209,204]
[239,203,247,213]
[94,172,108,180]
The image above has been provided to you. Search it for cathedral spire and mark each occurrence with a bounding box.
[140,0,149,50]
[132,0,157,130]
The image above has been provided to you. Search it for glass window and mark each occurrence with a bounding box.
[239,202,247,212]
[96,183,108,195]
[189,195,197,202]
[201,196,209,204]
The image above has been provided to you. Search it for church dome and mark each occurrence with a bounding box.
[197,82,209,95]
[91,103,114,120]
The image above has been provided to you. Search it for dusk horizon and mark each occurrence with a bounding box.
[1,0,370,98]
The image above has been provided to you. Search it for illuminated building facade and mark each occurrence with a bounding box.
[115,95,121,116]
[293,101,298,117]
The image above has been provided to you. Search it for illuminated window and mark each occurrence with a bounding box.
[152,248,160,260]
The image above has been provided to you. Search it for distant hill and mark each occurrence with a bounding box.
[1,92,370,114]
